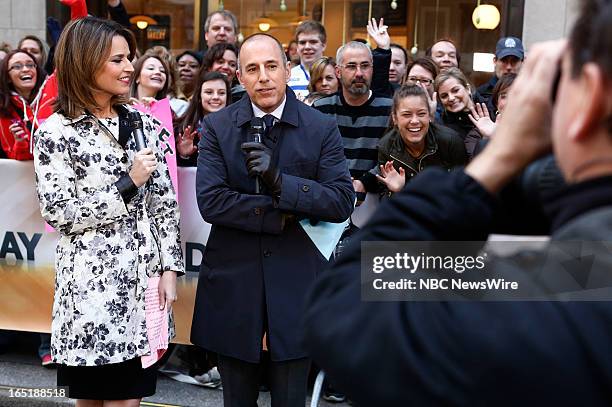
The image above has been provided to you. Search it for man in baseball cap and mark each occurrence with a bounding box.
[478,37,525,107]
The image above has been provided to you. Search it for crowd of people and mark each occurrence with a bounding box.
[2,0,610,406]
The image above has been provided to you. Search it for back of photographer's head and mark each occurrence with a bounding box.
[553,0,612,180]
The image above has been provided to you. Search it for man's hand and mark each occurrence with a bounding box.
[241,142,282,195]
[366,18,390,50]
[465,40,566,194]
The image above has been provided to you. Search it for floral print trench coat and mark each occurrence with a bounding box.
[34,106,184,366]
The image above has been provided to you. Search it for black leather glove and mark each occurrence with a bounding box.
[241,142,282,196]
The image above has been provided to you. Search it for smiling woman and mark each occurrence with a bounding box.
[130,54,170,101]
[33,16,184,405]
[374,84,468,194]
[0,49,46,160]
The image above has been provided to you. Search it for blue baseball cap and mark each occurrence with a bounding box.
[495,37,524,60]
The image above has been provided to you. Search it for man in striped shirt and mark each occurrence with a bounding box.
[313,41,393,195]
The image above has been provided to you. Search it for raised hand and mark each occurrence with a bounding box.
[468,102,497,138]
[366,17,390,50]
[177,125,198,158]
[376,161,406,193]
[426,90,438,119]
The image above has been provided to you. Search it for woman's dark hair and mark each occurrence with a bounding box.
[492,73,517,109]
[176,50,202,65]
[130,54,171,100]
[54,17,136,118]
[391,84,430,116]
[0,49,46,114]
[179,71,231,132]
[201,43,238,73]
[405,57,439,83]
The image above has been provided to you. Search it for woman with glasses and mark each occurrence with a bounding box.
[0,49,46,160]
[374,84,467,194]
[405,57,439,119]
[434,67,489,158]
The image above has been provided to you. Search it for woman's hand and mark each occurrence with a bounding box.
[129,148,157,187]
[366,18,390,50]
[376,161,406,193]
[425,89,438,119]
[468,102,496,138]
[158,271,177,310]
[129,96,156,108]
[176,125,198,158]
[9,122,27,142]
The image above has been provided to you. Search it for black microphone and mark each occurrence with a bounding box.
[249,117,265,194]
[128,111,147,151]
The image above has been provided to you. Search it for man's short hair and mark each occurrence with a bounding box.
[295,20,327,44]
[237,33,288,72]
[425,38,462,65]
[568,0,612,79]
[336,41,372,66]
[569,0,612,132]
[204,10,238,35]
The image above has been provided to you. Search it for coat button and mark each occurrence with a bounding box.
[253,207,262,215]
[263,250,272,257]
[302,185,310,192]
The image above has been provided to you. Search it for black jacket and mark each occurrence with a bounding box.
[440,92,488,140]
[303,168,612,406]
[368,123,467,191]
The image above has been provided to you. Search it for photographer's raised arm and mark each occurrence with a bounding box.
[466,40,566,194]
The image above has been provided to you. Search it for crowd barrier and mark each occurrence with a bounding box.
[0,160,379,344]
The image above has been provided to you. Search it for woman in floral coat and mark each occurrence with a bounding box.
[33,17,183,406]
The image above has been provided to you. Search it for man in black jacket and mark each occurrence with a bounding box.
[303,0,612,405]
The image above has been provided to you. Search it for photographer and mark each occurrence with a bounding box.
[303,0,612,405]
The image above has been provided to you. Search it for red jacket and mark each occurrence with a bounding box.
[0,73,57,160]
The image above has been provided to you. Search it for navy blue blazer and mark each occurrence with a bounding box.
[190,87,354,362]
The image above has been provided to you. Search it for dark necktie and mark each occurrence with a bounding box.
[263,114,276,140]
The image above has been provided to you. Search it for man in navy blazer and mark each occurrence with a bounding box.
[190,33,354,407]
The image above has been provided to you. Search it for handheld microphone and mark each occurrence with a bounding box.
[128,111,147,151]
[249,117,265,194]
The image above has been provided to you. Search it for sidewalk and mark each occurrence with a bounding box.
[0,333,346,407]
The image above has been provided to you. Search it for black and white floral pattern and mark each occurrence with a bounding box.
[34,106,184,366]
